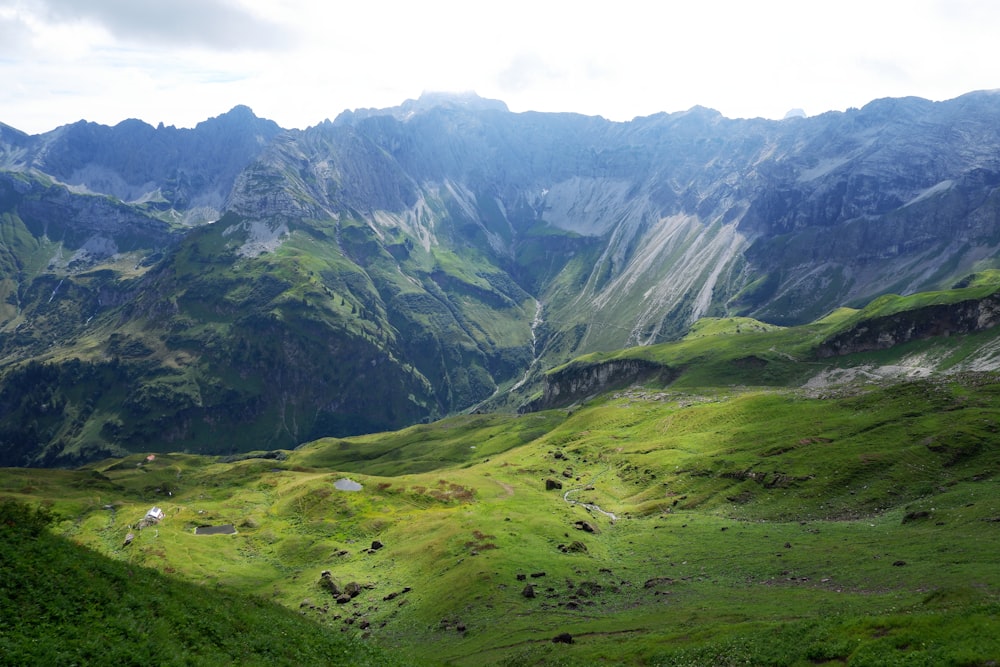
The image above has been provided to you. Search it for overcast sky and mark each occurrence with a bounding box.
[1,0,997,134]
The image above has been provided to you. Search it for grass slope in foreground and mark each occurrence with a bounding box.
[0,498,396,666]
[3,375,999,665]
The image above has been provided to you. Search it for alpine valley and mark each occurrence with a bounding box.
[4,91,1000,464]
[2,91,1000,664]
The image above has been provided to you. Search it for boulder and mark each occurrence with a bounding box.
[382,586,411,601]
[319,571,341,595]
[644,577,674,588]
[558,541,588,553]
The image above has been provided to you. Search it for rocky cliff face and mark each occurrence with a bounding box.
[4,91,1000,462]
[521,358,675,412]
[816,293,1000,358]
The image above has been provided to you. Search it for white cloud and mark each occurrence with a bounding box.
[0,0,996,134]
[0,12,32,57]
[28,0,294,50]
[498,54,562,94]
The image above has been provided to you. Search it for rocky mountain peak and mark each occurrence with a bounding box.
[407,91,509,113]
[0,104,284,213]
[333,91,509,126]
[195,104,273,130]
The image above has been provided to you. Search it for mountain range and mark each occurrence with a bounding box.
[3,90,1000,465]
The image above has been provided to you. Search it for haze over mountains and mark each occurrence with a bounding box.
[2,90,1000,465]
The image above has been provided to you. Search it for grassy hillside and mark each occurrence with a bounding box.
[0,498,396,666]
[3,350,999,664]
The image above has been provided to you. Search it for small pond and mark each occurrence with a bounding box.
[334,478,363,491]
[194,524,237,535]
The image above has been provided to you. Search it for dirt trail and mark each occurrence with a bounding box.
[495,481,515,498]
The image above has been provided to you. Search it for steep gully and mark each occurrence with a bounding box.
[469,298,544,412]
[509,299,544,393]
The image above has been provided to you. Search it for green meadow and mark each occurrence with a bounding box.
[4,291,1000,664]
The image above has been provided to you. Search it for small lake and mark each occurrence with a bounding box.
[195,524,236,535]
[334,478,363,491]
